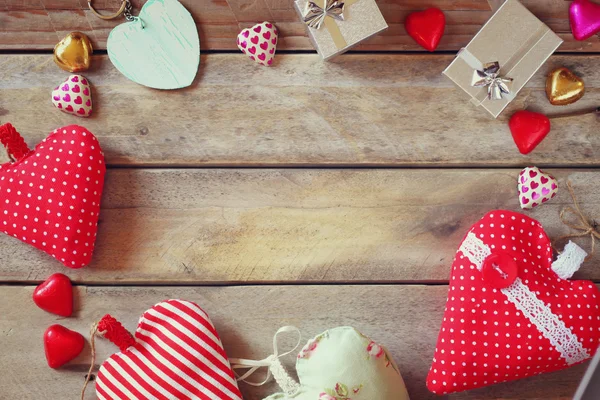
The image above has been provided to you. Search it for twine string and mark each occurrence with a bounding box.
[80,315,135,399]
[81,323,103,400]
[557,181,600,261]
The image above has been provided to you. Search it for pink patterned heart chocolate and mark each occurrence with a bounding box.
[237,22,278,67]
[518,167,558,210]
[51,75,92,118]
[570,0,600,41]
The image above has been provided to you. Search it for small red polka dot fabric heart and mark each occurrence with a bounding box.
[0,123,105,268]
[427,210,600,395]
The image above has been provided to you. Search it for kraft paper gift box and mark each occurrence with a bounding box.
[443,0,563,118]
[294,0,388,60]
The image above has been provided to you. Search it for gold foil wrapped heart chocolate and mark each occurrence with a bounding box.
[546,67,585,106]
[53,32,93,72]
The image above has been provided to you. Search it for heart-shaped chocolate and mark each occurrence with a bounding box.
[52,75,92,117]
[107,0,200,89]
[237,22,278,66]
[509,110,551,154]
[518,166,558,209]
[44,324,85,368]
[246,327,409,400]
[427,210,600,394]
[53,32,93,73]
[33,273,73,317]
[546,67,585,106]
[0,123,105,268]
[405,8,446,52]
[94,299,243,399]
[570,0,600,41]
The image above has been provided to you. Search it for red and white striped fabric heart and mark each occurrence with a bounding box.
[94,299,243,400]
[427,210,600,395]
[0,123,105,268]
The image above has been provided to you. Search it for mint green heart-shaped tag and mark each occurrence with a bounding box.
[107,0,200,89]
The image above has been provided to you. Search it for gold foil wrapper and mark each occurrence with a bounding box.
[295,0,388,61]
[443,0,563,118]
[54,32,93,73]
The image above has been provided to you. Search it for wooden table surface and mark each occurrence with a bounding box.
[1,0,599,399]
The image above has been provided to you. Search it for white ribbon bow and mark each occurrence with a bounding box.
[229,326,302,395]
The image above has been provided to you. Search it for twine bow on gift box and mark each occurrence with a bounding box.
[471,61,514,100]
[302,0,360,49]
[556,181,600,261]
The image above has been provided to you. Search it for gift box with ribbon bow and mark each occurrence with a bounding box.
[443,0,563,118]
[295,0,388,60]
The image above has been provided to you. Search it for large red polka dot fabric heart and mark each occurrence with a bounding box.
[95,299,243,400]
[427,210,600,395]
[0,123,105,268]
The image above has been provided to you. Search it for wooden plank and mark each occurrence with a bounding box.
[1,54,599,167]
[1,168,599,284]
[1,0,599,51]
[0,284,590,399]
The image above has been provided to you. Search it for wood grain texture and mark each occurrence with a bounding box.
[1,168,599,284]
[2,54,599,167]
[1,0,599,51]
[0,284,591,400]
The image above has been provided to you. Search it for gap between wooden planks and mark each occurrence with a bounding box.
[0,285,590,400]
[1,0,599,51]
[1,168,599,284]
[1,54,599,167]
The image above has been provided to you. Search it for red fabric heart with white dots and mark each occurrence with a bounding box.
[0,123,105,268]
[427,210,600,395]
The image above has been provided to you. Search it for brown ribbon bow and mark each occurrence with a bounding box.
[558,181,600,260]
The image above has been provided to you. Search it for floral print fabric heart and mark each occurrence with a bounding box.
[518,166,558,210]
[0,123,105,268]
[237,22,278,66]
[51,75,92,117]
[427,210,600,395]
[263,327,409,400]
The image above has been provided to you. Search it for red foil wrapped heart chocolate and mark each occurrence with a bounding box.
[44,324,85,368]
[427,210,600,394]
[0,123,105,268]
[33,273,73,316]
[509,110,551,155]
[405,8,446,52]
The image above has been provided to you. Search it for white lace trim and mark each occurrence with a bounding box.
[459,231,491,271]
[458,232,589,365]
[551,241,587,280]
[502,278,589,365]
[270,358,300,395]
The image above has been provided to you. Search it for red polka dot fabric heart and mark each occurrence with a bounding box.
[427,210,600,395]
[95,299,243,400]
[0,123,105,268]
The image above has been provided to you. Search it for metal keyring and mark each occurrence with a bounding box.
[88,0,129,20]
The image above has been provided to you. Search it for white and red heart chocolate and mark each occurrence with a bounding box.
[237,22,278,66]
[427,210,600,394]
[518,166,558,210]
[52,74,92,117]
